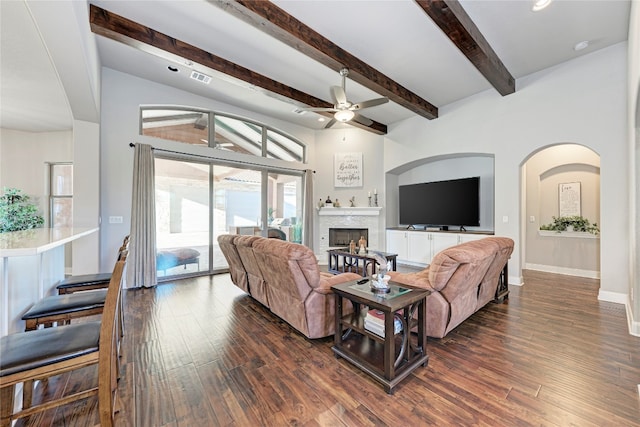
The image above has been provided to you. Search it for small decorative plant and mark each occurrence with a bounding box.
[0,187,45,233]
[540,215,599,235]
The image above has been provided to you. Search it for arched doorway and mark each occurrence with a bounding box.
[520,144,601,280]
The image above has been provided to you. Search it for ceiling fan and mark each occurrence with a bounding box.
[301,67,388,128]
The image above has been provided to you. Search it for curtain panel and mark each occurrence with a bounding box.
[128,143,157,288]
[302,169,314,247]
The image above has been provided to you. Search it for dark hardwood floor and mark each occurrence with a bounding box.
[16,270,640,426]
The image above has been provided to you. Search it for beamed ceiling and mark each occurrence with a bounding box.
[0,1,631,134]
[89,0,518,135]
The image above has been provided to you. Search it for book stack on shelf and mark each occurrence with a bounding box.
[364,309,403,337]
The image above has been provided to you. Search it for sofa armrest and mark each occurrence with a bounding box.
[388,270,435,292]
[315,272,361,295]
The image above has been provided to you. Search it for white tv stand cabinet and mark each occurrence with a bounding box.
[386,228,493,267]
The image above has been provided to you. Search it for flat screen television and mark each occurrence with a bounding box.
[399,177,480,228]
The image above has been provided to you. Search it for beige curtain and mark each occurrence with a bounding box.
[302,169,314,247]
[127,143,157,288]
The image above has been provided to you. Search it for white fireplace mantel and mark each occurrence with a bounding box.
[318,207,382,216]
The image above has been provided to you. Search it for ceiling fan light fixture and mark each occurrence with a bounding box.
[334,109,355,122]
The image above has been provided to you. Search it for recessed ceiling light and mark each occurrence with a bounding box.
[532,0,552,12]
[574,40,590,51]
[167,66,179,72]
[318,117,326,122]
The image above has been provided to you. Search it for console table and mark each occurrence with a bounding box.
[331,279,429,394]
[327,248,397,277]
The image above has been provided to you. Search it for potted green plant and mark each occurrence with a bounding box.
[0,187,45,233]
[540,215,599,235]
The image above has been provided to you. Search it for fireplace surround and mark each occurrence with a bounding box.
[318,207,382,259]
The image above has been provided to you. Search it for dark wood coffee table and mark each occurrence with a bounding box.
[331,279,429,394]
[327,248,397,277]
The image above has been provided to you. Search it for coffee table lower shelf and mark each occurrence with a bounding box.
[331,280,430,394]
[332,333,428,393]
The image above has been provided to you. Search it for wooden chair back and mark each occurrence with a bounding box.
[0,253,127,426]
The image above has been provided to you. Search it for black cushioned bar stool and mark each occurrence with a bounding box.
[56,235,129,295]
[0,258,126,427]
[21,290,107,331]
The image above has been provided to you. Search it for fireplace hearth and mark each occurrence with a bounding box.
[329,228,368,247]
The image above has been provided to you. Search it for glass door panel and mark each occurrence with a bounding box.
[267,172,303,243]
[213,165,263,268]
[155,158,210,277]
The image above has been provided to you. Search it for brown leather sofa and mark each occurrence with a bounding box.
[388,237,514,338]
[217,234,361,339]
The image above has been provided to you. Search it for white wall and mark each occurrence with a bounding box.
[627,0,639,335]
[72,120,100,275]
[312,128,385,253]
[386,43,628,295]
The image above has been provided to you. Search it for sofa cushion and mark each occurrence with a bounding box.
[235,235,269,307]
[217,234,249,293]
[156,248,200,270]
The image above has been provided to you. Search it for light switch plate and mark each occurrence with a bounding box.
[109,216,123,224]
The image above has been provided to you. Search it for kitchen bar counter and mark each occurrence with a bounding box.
[0,227,99,335]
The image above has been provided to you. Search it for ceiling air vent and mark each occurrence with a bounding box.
[190,70,212,84]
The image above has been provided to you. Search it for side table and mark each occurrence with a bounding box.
[331,279,430,394]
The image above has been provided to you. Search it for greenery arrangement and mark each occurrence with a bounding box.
[540,215,599,235]
[0,187,45,233]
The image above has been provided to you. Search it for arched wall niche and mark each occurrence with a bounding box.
[385,153,495,232]
[522,143,601,279]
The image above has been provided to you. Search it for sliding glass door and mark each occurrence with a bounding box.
[155,157,303,280]
[155,158,211,277]
[267,172,303,243]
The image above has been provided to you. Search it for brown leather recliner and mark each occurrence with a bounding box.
[388,237,514,338]
[234,235,269,307]
[217,234,249,293]
[218,234,360,338]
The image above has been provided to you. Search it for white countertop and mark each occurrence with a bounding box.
[0,227,99,257]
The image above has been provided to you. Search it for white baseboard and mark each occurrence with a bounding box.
[598,290,639,337]
[598,290,628,305]
[524,263,600,279]
[508,275,523,286]
[623,296,640,337]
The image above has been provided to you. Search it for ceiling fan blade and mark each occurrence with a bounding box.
[330,85,348,106]
[351,97,389,110]
[324,118,337,129]
[351,113,373,126]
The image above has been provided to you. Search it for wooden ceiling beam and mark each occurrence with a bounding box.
[415,0,515,96]
[88,4,387,135]
[215,0,439,120]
